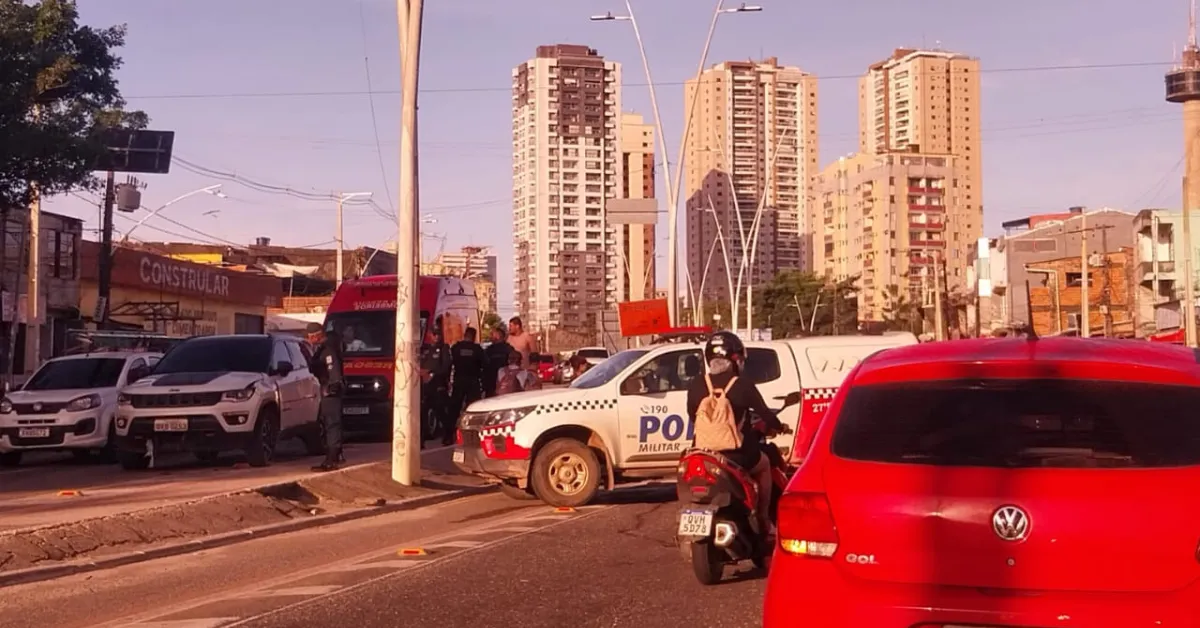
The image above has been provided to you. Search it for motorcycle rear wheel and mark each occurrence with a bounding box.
[690,541,723,585]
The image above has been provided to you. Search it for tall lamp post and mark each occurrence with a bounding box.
[591,1,761,327]
[118,185,226,246]
[335,192,373,287]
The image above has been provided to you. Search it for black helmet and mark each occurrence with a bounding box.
[704,331,745,364]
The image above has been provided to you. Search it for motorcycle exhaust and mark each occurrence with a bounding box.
[714,521,738,548]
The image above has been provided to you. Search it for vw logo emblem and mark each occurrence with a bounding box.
[992,505,1030,541]
[32,402,42,412]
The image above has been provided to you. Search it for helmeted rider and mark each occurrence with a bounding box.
[686,331,783,534]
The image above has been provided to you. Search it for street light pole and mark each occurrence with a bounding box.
[591,2,761,326]
[335,192,373,287]
[119,185,226,247]
[393,0,424,486]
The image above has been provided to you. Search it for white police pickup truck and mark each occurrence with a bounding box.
[452,332,917,507]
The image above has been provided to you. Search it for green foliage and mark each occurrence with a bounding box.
[480,311,503,336]
[753,271,859,338]
[881,284,923,335]
[0,0,147,210]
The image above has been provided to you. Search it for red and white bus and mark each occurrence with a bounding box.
[322,275,478,436]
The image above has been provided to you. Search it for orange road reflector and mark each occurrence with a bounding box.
[56,490,83,497]
[554,506,576,513]
[398,548,427,556]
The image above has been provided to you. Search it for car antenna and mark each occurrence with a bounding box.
[1023,280,1039,340]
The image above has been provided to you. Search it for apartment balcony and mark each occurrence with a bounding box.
[910,220,946,230]
[1139,259,1178,282]
[908,186,945,195]
[909,204,945,212]
[909,239,946,248]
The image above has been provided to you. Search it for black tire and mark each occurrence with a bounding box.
[245,407,280,468]
[529,438,601,507]
[423,406,440,441]
[99,422,118,463]
[117,450,150,471]
[690,541,723,585]
[0,451,21,467]
[498,480,537,501]
[194,450,221,464]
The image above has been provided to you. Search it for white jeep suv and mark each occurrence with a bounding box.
[113,334,323,470]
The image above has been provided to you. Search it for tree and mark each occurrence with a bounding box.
[881,284,922,335]
[754,271,859,338]
[0,0,147,212]
[480,311,502,337]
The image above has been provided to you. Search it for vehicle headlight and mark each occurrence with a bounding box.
[118,393,132,406]
[482,406,537,428]
[66,394,102,412]
[222,384,257,402]
[0,398,12,414]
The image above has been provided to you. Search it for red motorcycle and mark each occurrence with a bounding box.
[675,393,800,585]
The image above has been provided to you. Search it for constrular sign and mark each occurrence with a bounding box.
[617,298,670,337]
[138,257,231,297]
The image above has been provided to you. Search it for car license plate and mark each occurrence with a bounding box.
[343,406,369,415]
[17,427,50,439]
[153,419,189,432]
[452,449,465,464]
[678,509,715,537]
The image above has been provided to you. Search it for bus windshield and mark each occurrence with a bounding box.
[324,310,428,357]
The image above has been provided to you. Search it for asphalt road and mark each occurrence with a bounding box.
[0,484,765,628]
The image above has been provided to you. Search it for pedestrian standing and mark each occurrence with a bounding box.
[420,319,453,446]
[307,322,346,472]
[448,327,486,446]
[506,316,540,369]
[483,326,512,398]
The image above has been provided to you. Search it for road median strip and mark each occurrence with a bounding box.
[0,461,495,587]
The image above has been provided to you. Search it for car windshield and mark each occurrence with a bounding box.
[577,349,608,360]
[324,310,428,357]
[831,379,1200,469]
[23,358,126,391]
[571,349,648,389]
[153,336,272,374]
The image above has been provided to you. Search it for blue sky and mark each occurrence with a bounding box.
[48,0,1189,314]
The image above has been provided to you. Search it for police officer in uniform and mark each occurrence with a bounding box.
[448,327,486,446]
[307,322,346,471]
[419,319,452,447]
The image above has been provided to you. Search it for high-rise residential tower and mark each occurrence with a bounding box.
[683,58,819,304]
[614,112,656,302]
[511,45,622,333]
[857,48,982,288]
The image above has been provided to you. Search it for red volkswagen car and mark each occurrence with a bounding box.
[764,337,1200,627]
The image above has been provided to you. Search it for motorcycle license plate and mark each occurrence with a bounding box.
[452,449,465,464]
[678,510,714,537]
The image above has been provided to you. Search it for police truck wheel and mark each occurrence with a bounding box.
[498,480,537,501]
[530,438,600,507]
[245,408,280,468]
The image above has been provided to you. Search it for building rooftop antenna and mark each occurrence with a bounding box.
[1190,0,1197,49]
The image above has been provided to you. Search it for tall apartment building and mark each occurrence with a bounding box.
[858,48,982,288]
[813,152,961,320]
[512,45,622,332]
[615,112,656,302]
[683,58,819,303]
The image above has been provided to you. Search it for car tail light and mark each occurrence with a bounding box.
[777,492,839,558]
[681,457,716,485]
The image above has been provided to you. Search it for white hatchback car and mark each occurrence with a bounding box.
[0,351,161,467]
[113,334,323,470]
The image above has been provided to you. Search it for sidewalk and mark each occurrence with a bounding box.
[0,442,454,533]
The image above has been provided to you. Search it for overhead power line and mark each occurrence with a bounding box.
[122,60,1171,101]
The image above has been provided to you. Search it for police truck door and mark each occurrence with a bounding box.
[615,348,704,469]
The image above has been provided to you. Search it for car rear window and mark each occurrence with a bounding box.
[831,379,1200,469]
[743,348,781,384]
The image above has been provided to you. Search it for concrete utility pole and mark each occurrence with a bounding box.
[393,0,424,486]
[1185,175,1198,346]
[1066,219,1114,338]
[336,192,372,288]
[933,251,945,341]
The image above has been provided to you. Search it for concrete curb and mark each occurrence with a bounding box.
[0,483,497,588]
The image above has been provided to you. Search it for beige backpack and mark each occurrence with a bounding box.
[692,374,742,452]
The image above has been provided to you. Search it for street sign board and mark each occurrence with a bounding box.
[617,298,670,337]
[94,129,175,174]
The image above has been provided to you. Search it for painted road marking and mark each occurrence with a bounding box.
[126,620,239,628]
[476,526,535,533]
[326,560,421,572]
[235,586,342,598]
[427,540,484,549]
